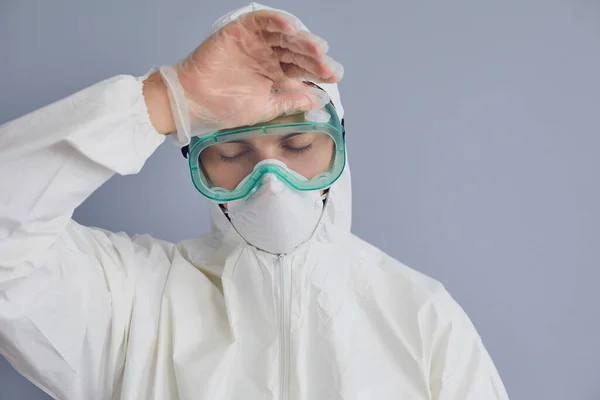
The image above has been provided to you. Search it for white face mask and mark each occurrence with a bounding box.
[225,173,325,255]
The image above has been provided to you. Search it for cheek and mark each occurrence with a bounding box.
[199,151,235,189]
[297,145,335,179]
[204,164,241,190]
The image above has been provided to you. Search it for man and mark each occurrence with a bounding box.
[0,3,508,399]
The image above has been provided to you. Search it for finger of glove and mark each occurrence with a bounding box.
[274,48,344,81]
[274,47,328,79]
[240,10,301,35]
[262,31,329,58]
[269,85,330,118]
[280,63,339,84]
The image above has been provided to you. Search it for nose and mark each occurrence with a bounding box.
[256,148,280,164]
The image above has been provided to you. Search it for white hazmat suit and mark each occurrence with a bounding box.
[0,3,509,400]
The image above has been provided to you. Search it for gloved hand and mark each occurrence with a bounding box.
[158,10,344,145]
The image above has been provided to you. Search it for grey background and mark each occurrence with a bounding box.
[1,0,599,399]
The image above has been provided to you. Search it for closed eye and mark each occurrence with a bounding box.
[283,143,313,154]
[219,149,252,163]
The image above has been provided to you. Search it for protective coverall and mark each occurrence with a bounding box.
[0,3,509,400]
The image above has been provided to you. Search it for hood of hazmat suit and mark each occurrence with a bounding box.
[0,3,508,400]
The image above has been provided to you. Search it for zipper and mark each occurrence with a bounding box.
[278,254,291,400]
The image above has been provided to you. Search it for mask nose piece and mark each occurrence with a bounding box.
[262,173,285,194]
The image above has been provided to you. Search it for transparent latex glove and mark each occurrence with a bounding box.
[159,10,344,145]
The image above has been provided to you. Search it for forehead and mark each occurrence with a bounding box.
[214,131,321,149]
[229,107,329,131]
[182,107,333,158]
[263,111,310,125]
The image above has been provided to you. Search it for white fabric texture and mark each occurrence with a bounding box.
[0,4,508,400]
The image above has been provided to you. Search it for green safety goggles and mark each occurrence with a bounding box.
[184,103,346,203]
